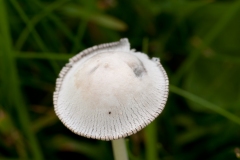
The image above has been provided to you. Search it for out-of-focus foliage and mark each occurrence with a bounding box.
[0,0,240,159]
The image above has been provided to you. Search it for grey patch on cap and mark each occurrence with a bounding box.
[127,59,147,78]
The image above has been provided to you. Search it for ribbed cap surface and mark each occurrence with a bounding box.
[53,38,169,140]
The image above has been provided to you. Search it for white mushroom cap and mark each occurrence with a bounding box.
[53,38,169,141]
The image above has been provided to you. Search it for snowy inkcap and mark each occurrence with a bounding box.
[53,38,169,141]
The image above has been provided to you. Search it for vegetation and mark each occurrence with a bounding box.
[0,0,240,159]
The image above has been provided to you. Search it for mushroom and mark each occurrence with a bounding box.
[53,38,169,159]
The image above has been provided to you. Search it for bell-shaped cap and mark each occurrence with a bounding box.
[53,38,169,140]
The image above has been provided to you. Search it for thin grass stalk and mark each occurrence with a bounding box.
[0,1,43,159]
[170,85,240,125]
[172,0,240,85]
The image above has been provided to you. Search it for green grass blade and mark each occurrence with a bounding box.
[0,157,21,160]
[0,109,28,159]
[51,135,105,159]
[172,0,240,84]
[207,52,240,64]
[31,110,58,133]
[10,0,63,74]
[33,0,76,43]
[10,0,49,52]
[15,52,73,60]
[0,1,43,159]
[16,0,71,50]
[142,37,149,54]
[61,4,127,31]
[145,121,158,160]
[71,21,88,53]
[142,38,159,160]
[170,85,240,126]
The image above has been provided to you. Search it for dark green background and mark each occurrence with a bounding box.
[0,0,240,159]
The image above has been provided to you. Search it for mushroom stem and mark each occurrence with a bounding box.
[112,138,128,160]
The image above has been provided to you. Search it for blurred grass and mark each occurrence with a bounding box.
[142,38,158,160]
[0,1,43,159]
[170,85,240,125]
[61,4,127,31]
[172,0,240,85]
[15,0,72,50]
[0,0,240,160]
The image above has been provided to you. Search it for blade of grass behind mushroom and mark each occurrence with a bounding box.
[71,21,88,53]
[32,0,77,43]
[0,1,43,159]
[15,52,73,60]
[0,109,28,159]
[9,0,49,53]
[172,0,240,85]
[15,0,72,50]
[50,135,112,160]
[60,4,127,31]
[170,85,240,126]
[142,37,159,160]
[12,0,70,75]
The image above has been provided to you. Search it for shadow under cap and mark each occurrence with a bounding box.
[53,38,169,141]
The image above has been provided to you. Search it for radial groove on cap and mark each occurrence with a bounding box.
[54,38,169,140]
